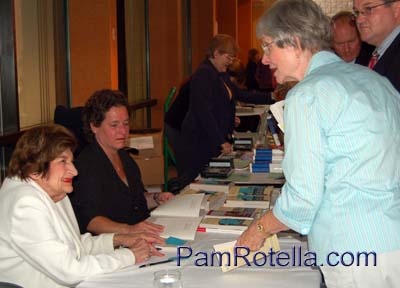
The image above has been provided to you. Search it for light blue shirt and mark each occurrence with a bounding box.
[273,51,400,264]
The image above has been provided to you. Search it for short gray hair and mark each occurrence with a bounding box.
[256,0,332,52]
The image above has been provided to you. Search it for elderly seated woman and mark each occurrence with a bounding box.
[0,125,164,288]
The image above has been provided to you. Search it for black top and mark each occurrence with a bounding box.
[164,70,273,132]
[70,140,149,234]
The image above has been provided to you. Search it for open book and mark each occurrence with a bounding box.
[213,234,280,272]
[149,194,205,240]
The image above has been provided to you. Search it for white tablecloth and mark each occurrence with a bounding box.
[77,233,321,288]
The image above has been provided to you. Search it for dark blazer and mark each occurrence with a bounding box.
[179,59,236,180]
[373,32,400,93]
[355,42,374,66]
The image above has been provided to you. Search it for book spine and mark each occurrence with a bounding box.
[267,115,282,147]
[250,163,282,172]
[250,165,270,173]
[253,155,283,161]
[253,148,284,155]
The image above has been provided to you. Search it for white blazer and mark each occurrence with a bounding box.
[0,177,135,288]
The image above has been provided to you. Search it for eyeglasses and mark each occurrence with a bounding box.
[353,0,398,17]
[261,41,274,55]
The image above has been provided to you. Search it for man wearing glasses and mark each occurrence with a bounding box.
[353,0,400,92]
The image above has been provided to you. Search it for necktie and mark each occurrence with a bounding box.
[368,51,379,69]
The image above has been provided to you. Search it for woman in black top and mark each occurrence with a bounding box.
[174,34,274,189]
[70,89,173,237]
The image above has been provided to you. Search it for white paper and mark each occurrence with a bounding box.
[150,194,205,218]
[269,100,285,132]
[151,216,202,240]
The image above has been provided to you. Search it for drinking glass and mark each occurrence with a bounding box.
[153,270,183,288]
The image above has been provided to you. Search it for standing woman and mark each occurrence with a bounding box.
[0,125,156,288]
[177,34,238,186]
[71,89,173,237]
[177,34,274,188]
[237,0,400,287]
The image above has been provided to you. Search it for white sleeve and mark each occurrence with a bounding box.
[9,195,135,286]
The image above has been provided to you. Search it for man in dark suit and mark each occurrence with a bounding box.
[354,0,400,92]
[331,11,374,66]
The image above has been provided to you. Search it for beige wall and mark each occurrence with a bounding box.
[314,0,353,16]
[14,0,56,128]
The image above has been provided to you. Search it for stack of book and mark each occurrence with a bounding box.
[189,179,232,193]
[198,207,267,234]
[179,187,227,211]
[250,147,283,173]
[224,185,273,209]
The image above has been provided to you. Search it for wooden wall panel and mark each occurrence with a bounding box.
[148,0,184,128]
[237,0,252,63]
[190,0,215,71]
[217,0,237,39]
[68,0,117,107]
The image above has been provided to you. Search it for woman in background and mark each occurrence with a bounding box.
[175,34,275,190]
[0,125,159,288]
[71,89,173,236]
[245,48,261,90]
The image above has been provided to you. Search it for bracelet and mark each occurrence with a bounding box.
[256,221,269,237]
[153,193,161,205]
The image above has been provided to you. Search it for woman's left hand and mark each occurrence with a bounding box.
[236,221,266,251]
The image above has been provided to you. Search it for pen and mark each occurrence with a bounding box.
[139,258,176,268]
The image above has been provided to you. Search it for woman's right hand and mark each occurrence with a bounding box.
[127,238,152,264]
[220,142,232,154]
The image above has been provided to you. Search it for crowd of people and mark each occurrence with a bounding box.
[0,0,399,287]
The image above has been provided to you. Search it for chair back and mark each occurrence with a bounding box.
[54,105,88,157]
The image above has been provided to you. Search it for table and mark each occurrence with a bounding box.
[77,233,321,288]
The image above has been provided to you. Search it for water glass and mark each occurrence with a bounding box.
[153,270,183,288]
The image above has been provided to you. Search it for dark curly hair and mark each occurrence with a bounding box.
[7,124,76,180]
[82,89,130,141]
